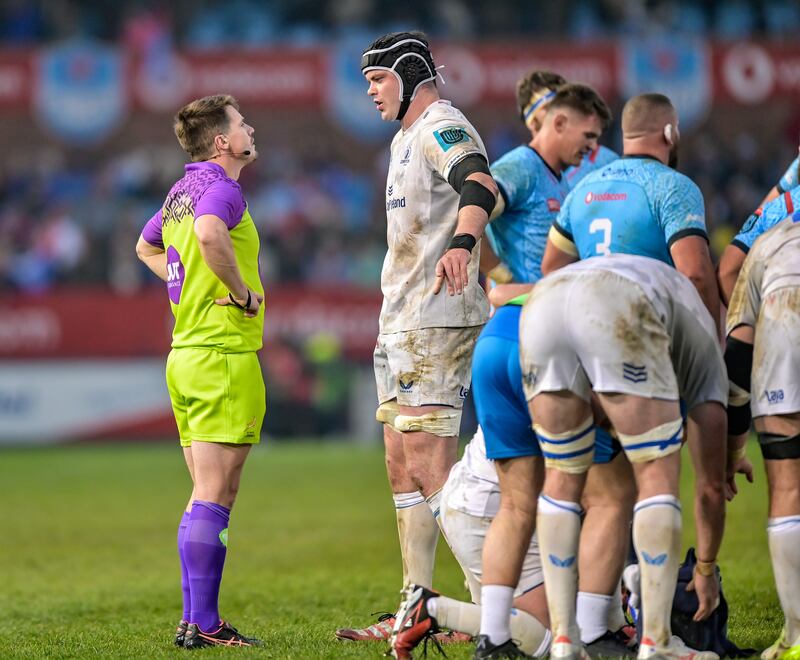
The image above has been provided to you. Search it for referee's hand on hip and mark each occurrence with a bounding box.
[215,287,263,318]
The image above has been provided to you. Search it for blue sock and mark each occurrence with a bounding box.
[185,501,230,633]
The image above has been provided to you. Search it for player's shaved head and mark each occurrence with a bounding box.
[622,93,676,138]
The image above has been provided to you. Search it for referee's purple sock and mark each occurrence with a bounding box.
[185,500,230,633]
[177,510,191,621]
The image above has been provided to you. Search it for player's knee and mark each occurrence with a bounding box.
[534,417,595,474]
[618,418,683,463]
[378,403,462,437]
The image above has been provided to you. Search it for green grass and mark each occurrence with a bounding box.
[0,440,781,658]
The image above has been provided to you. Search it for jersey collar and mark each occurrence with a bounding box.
[186,161,227,176]
[526,145,561,181]
[623,154,661,163]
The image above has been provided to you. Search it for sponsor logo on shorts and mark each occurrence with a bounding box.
[547,198,561,212]
[400,146,412,165]
[386,197,406,212]
[244,417,257,437]
[765,389,785,404]
[584,192,627,204]
[459,386,469,400]
[399,378,414,392]
[622,362,647,383]
[433,126,471,152]
[522,370,537,387]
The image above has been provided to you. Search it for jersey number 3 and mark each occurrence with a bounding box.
[589,217,612,256]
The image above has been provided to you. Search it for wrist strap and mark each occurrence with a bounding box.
[695,559,716,577]
[731,445,747,462]
[448,233,477,252]
[229,290,252,311]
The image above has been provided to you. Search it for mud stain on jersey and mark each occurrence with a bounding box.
[390,215,425,272]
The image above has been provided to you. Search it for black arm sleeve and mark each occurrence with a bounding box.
[724,336,753,436]
[447,154,491,193]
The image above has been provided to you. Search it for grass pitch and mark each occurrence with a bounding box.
[0,440,781,658]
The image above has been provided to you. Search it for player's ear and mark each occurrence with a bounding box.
[553,112,568,133]
[663,123,680,146]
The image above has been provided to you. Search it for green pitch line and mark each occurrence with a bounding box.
[0,440,781,657]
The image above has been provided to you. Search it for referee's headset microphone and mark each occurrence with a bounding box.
[208,148,251,159]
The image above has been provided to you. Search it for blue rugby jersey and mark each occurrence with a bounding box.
[733,188,800,253]
[565,145,619,189]
[551,156,707,265]
[487,145,571,283]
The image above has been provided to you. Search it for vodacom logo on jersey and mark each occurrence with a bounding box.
[585,192,627,204]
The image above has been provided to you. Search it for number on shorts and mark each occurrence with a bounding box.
[589,217,612,256]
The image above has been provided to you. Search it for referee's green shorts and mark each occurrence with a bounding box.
[166,348,265,447]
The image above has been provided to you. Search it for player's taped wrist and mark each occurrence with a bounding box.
[694,559,717,577]
[730,445,747,463]
[229,289,252,311]
[447,233,477,252]
[487,262,513,284]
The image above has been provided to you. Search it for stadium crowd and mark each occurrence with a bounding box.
[3,0,800,44]
[0,120,796,294]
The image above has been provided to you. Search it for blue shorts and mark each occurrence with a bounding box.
[472,305,620,463]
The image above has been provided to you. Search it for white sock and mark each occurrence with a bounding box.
[431,593,549,655]
[510,607,551,656]
[428,595,480,634]
[632,495,682,647]
[576,592,612,643]
[768,516,800,641]
[480,584,514,645]
[394,491,439,588]
[537,495,582,642]
[426,488,443,521]
[607,583,628,633]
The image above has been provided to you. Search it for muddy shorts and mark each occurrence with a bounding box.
[373,326,483,409]
[752,288,800,418]
[519,270,726,410]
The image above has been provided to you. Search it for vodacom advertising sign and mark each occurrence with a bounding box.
[716,42,800,104]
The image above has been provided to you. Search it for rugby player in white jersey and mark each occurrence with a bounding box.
[335,31,499,642]
[724,214,800,660]
[519,255,727,660]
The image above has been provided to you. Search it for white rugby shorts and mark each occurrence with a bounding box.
[373,326,482,408]
[752,288,800,418]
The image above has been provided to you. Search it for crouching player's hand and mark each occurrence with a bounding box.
[725,443,754,501]
[686,564,720,621]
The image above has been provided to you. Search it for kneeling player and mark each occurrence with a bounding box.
[390,427,551,659]
[725,215,800,660]
[520,255,727,660]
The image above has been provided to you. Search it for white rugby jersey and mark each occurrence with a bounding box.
[380,100,490,334]
[444,426,501,518]
[727,216,800,332]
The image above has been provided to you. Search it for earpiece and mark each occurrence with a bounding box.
[664,123,675,146]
